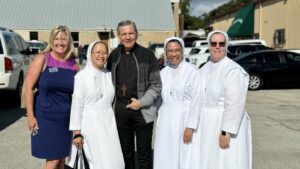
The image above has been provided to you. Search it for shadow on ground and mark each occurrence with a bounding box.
[0,91,25,131]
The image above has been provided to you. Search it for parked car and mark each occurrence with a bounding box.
[234,50,300,90]
[227,44,273,58]
[27,40,47,53]
[191,40,208,48]
[0,27,32,105]
[148,43,164,59]
[189,46,209,55]
[186,44,272,68]
[186,46,210,67]
[228,39,267,46]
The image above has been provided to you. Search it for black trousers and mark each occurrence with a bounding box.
[115,100,153,169]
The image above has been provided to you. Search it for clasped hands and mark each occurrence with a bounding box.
[126,98,141,111]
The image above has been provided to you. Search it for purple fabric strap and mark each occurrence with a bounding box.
[46,52,77,71]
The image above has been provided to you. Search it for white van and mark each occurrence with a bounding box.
[228,39,266,46]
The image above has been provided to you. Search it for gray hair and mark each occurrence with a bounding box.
[117,20,138,34]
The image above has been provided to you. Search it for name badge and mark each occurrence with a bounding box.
[49,67,59,73]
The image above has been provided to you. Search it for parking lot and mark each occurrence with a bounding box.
[0,89,300,169]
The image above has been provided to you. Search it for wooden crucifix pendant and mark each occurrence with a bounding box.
[120,83,128,96]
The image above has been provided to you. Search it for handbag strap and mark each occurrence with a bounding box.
[73,148,90,169]
[73,150,79,169]
[81,148,90,169]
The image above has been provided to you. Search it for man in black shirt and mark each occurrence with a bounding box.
[107,20,162,169]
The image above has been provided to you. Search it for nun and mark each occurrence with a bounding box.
[154,37,200,169]
[192,30,252,169]
[68,41,124,169]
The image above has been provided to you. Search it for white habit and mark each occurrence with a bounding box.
[68,42,124,169]
[193,56,252,169]
[154,61,200,169]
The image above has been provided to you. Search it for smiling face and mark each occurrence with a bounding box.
[52,31,69,56]
[209,33,227,63]
[91,42,108,69]
[166,41,183,66]
[118,24,138,51]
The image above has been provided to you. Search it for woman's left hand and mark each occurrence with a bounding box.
[219,132,230,149]
[183,128,193,144]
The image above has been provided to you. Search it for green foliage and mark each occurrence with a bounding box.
[180,0,203,29]
[181,0,253,28]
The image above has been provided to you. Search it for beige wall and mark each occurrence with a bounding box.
[210,0,300,49]
[211,13,235,33]
[257,0,288,48]
[138,31,175,47]
[15,29,174,50]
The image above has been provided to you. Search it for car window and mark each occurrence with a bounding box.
[14,36,24,51]
[239,55,256,63]
[239,46,256,53]
[263,53,280,63]
[228,46,238,54]
[190,48,200,55]
[284,53,300,64]
[0,39,3,54]
[4,34,18,55]
[205,49,209,53]
[256,53,264,63]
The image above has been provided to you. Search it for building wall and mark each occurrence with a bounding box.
[285,0,300,49]
[211,13,235,33]
[257,0,288,48]
[210,0,300,49]
[15,29,174,52]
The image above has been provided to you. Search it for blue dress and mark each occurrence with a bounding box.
[32,53,77,159]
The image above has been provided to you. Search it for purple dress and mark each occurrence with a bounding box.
[32,52,77,159]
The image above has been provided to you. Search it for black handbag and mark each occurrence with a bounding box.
[65,148,90,169]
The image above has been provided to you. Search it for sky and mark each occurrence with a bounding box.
[190,0,231,17]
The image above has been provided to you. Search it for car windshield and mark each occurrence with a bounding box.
[190,48,200,55]
[28,42,46,50]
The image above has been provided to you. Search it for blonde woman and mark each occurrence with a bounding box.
[24,25,78,169]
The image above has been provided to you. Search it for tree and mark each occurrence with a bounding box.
[180,0,203,30]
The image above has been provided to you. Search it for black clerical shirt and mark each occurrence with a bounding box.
[116,52,138,99]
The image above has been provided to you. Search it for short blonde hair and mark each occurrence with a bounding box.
[43,25,74,60]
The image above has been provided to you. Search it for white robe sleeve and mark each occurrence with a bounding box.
[69,75,86,130]
[221,68,248,135]
[186,70,202,129]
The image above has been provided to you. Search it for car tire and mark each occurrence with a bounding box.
[248,73,263,90]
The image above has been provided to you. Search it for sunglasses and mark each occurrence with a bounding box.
[210,41,226,47]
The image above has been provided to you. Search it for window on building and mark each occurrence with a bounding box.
[30,32,38,40]
[253,33,259,39]
[71,32,79,48]
[171,2,175,14]
[273,29,285,48]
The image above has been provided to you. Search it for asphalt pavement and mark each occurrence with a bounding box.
[0,89,300,169]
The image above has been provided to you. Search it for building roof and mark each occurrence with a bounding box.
[0,0,175,31]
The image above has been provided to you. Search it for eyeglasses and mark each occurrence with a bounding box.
[166,49,182,53]
[210,41,226,47]
[92,51,108,56]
